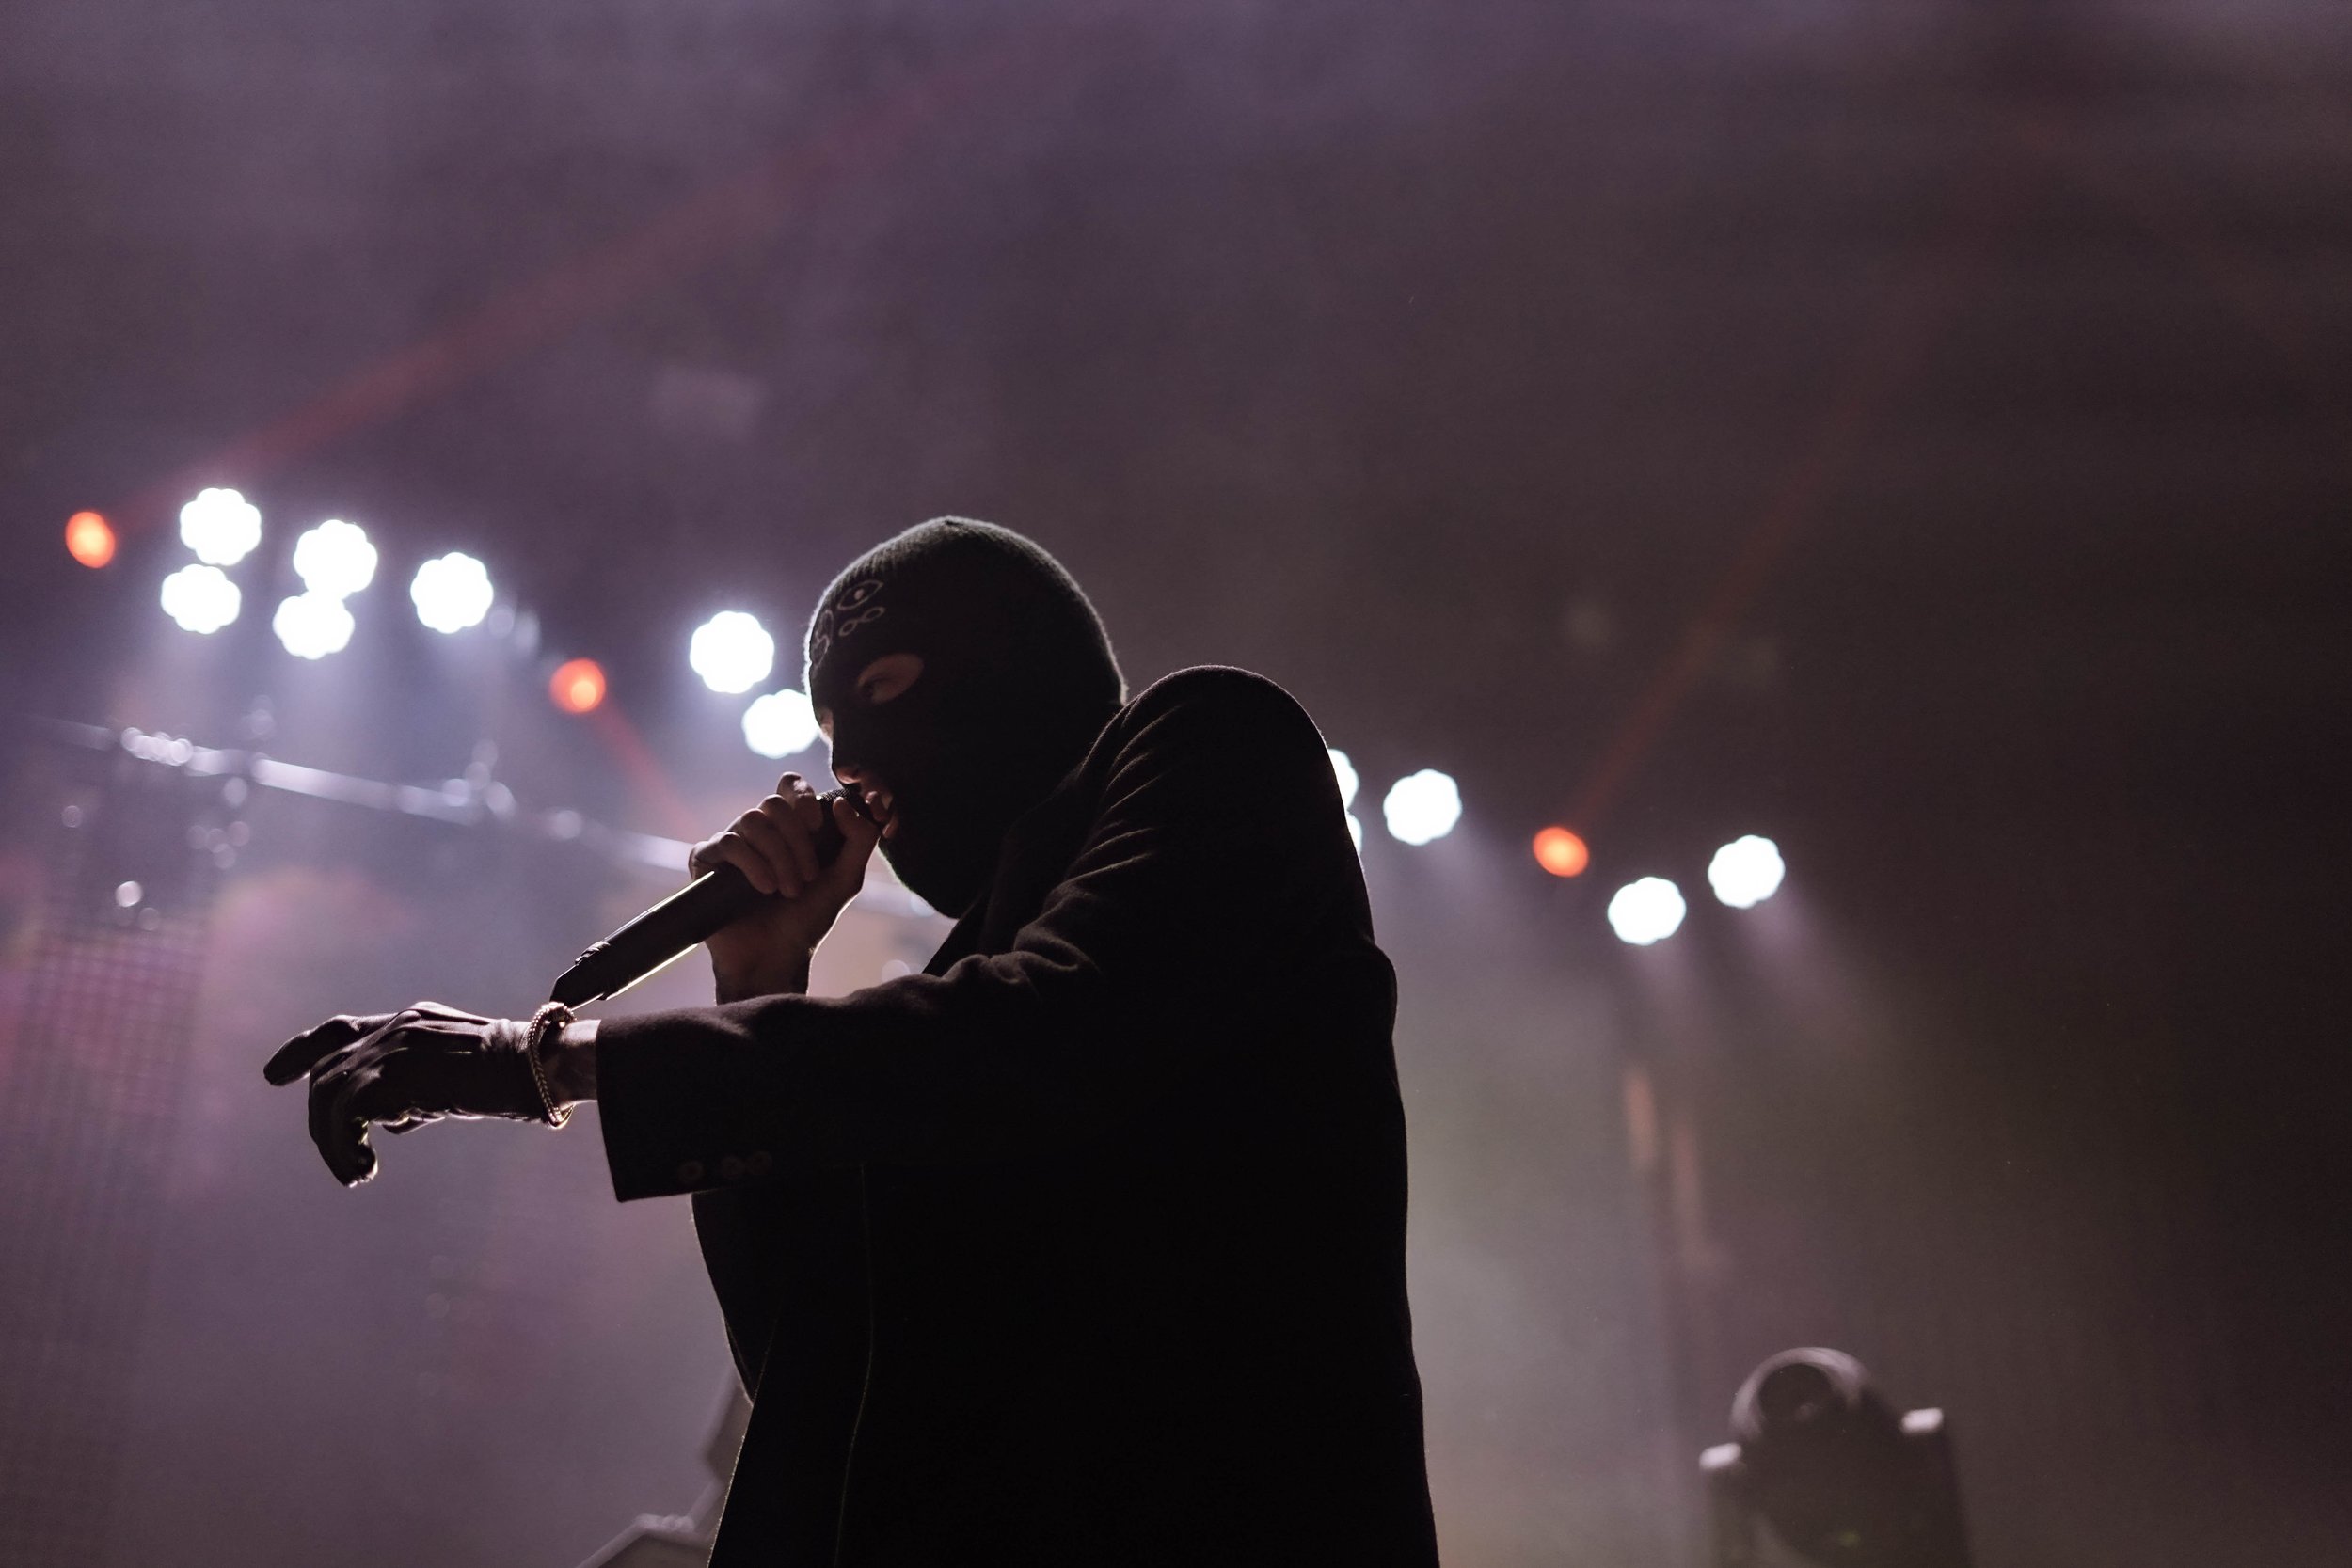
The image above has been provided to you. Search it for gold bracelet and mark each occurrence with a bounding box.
[523,1001,575,1128]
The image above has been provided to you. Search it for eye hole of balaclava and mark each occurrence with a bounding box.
[806,518,1124,916]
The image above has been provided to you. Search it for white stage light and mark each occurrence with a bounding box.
[1708,835,1786,909]
[690,610,775,694]
[410,553,494,633]
[179,488,262,566]
[273,592,356,658]
[1381,769,1461,847]
[743,689,821,759]
[160,564,241,633]
[1607,877,1687,945]
[1327,749,1359,809]
[292,519,377,598]
[1346,814,1363,851]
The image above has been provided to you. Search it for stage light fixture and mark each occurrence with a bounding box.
[159,564,241,634]
[1708,834,1785,909]
[551,657,607,715]
[1382,769,1461,847]
[690,611,776,695]
[1326,750,1365,848]
[1534,826,1590,879]
[743,689,821,759]
[1607,877,1687,945]
[179,487,262,566]
[273,592,355,658]
[410,552,495,633]
[1327,749,1359,808]
[66,511,117,568]
[292,519,377,598]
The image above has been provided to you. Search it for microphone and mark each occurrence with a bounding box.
[550,790,864,1007]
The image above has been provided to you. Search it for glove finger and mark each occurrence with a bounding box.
[264,1012,399,1085]
[309,1068,377,1187]
[342,1062,436,1130]
[405,1000,490,1025]
[309,1022,407,1186]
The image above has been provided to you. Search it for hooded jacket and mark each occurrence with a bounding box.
[594,666,1439,1566]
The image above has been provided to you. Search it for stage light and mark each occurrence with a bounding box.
[1382,769,1461,847]
[689,610,775,694]
[1607,877,1687,945]
[272,592,355,658]
[1534,826,1590,879]
[159,564,241,634]
[410,552,494,633]
[292,519,376,598]
[179,487,262,566]
[551,657,606,715]
[1326,749,1365,847]
[1327,749,1359,809]
[743,689,821,759]
[66,512,116,568]
[1708,834,1786,909]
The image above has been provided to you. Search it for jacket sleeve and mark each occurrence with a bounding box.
[593,668,1359,1199]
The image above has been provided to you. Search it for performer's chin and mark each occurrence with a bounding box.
[879,823,992,917]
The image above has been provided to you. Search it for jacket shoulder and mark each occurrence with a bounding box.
[1086,667,1340,817]
[1119,665,1325,743]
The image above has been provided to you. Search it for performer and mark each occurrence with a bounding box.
[266,518,1439,1565]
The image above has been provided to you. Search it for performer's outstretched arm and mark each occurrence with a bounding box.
[263,670,1362,1191]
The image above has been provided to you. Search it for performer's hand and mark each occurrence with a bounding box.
[691,774,882,997]
[262,1002,550,1186]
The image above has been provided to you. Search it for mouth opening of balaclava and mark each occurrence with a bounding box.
[805,518,1125,916]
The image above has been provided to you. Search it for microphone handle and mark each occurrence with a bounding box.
[550,790,856,1007]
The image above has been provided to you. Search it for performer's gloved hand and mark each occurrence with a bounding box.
[693,771,882,999]
[263,1002,551,1187]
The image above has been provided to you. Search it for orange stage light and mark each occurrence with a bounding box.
[550,658,607,715]
[1534,826,1590,879]
[65,512,117,568]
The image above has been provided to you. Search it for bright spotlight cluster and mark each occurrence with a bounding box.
[273,593,356,659]
[1382,768,1461,847]
[292,519,377,599]
[179,488,262,566]
[1708,835,1786,909]
[1327,749,1359,808]
[1607,877,1687,945]
[160,564,241,635]
[1328,749,1363,849]
[410,552,495,634]
[690,611,776,694]
[743,689,821,759]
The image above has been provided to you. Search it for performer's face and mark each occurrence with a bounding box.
[819,645,1016,913]
[804,526,1123,916]
[816,653,925,844]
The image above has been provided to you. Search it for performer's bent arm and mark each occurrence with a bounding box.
[590,670,1351,1190]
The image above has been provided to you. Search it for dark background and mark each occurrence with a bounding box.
[3,3,2347,1564]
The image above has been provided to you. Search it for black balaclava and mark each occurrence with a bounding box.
[806,518,1125,916]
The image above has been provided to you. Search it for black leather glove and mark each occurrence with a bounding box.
[264,1002,551,1186]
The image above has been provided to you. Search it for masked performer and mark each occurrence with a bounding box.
[267,519,1438,1566]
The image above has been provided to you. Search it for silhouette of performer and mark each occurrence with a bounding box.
[268,519,1438,1565]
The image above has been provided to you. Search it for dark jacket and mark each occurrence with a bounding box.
[595,667,1438,1566]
